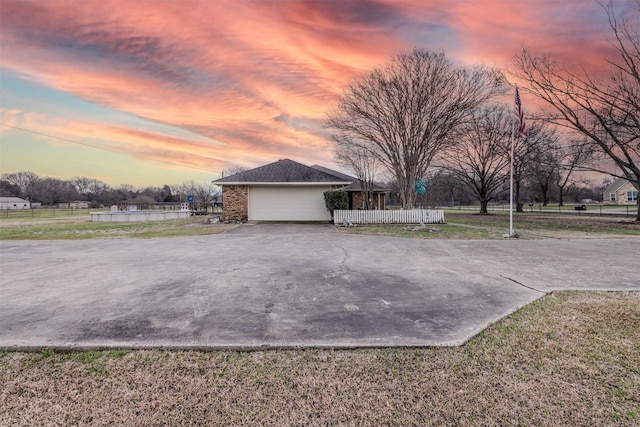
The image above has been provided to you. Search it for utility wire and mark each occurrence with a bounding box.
[0,123,220,174]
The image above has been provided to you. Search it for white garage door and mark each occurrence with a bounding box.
[248,186,331,221]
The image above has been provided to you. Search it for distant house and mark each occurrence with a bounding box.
[0,197,31,210]
[58,201,90,209]
[602,178,638,204]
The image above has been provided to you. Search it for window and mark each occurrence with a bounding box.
[610,193,617,202]
[627,191,638,202]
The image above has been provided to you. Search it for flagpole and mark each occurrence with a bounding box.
[509,85,528,237]
[509,85,518,237]
[509,117,515,237]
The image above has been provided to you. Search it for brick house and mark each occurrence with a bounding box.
[602,178,638,205]
[213,159,350,221]
[213,159,389,222]
[310,165,388,210]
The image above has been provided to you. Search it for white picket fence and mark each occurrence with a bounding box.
[334,209,445,225]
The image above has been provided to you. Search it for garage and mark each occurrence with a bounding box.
[213,159,352,222]
[248,186,331,221]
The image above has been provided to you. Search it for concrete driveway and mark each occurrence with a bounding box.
[1,223,638,350]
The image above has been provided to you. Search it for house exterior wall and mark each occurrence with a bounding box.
[0,198,30,210]
[351,192,386,210]
[222,185,249,221]
[604,181,638,205]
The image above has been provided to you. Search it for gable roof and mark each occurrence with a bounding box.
[602,178,634,194]
[0,197,29,203]
[310,165,389,192]
[212,159,351,185]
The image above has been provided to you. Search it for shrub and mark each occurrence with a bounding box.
[324,190,348,221]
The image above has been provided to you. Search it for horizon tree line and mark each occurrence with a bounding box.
[0,171,220,210]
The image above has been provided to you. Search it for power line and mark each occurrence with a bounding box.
[0,123,220,174]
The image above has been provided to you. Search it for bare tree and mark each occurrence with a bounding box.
[116,184,137,200]
[555,138,594,206]
[70,176,92,196]
[30,177,78,205]
[513,2,640,219]
[527,123,562,206]
[333,138,380,209]
[193,183,219,212]
[86,178,110,195]
[2,171,40,201]
[222,165,248,178]
[529,150,557,206]
[442,105,512,214]
[423,171,474,207]
[0,179,20,197]
[70,176,110,202]
[171,180,219,210]
[327,49,507,209]
[511,122,552,212]
[171,181,197,203]
[159,185,176,202]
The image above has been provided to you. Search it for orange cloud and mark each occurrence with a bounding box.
[0,0,630,185]
[441,0,621,70]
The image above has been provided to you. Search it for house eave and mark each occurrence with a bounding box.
[214,181,351,186]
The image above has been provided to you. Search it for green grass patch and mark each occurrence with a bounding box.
[39,349,55,358]
[0,208,92,220]
[340,212,640,240]
[0,217,233,240]
[445,212,640,238]
[446,203,636,213]
[2,210,638,240]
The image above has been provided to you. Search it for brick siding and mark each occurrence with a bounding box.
[222,185,248,221]
[351,192,386,210]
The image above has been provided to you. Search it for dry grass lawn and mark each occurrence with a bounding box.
[0,216,235,240]
[1,291,638,426]
[341,213,640,240]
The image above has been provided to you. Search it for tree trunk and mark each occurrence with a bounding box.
[480,200,489,214]
[540,183,549,206]
[515,179,524,212]
[364,189,373,210]
[398,176,416,209]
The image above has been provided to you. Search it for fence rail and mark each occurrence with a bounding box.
[334,209,445,224]
[0,208,93,218]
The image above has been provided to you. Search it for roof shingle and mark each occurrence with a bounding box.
[310,165,389,192]
[212,159,351,184]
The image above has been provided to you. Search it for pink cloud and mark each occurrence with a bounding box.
[440,1,621,71]
[2,0,404,173]
[0,0,629,183]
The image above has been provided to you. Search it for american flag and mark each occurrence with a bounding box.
[515,87,527,138]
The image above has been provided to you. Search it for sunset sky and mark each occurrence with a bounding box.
[0,0,632,187]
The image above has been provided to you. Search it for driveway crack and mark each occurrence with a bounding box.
[338,245,348,267]
[499,274,545,293]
